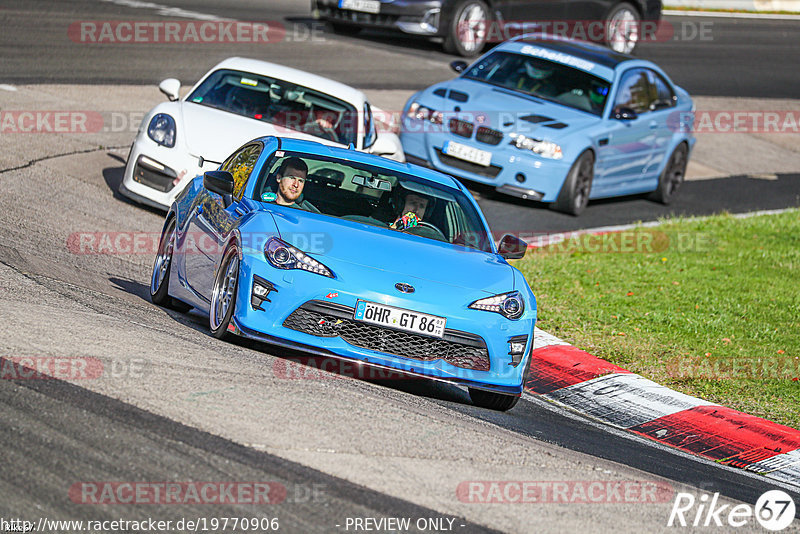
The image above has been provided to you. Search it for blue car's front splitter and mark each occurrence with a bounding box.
[227,317,525,397]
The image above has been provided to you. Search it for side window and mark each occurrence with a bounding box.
[363,102,377,148]
[613,70,653,115]
[223,143,262,200]
[648,70,676,110]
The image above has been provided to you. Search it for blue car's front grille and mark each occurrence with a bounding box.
[283,301,491,371]
[448,118,474,139]
[475,126,504,146]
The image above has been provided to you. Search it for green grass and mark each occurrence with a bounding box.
[515,210,800,429]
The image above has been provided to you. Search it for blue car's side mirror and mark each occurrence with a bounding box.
[498,234,527,260]
[613,106,638,121]
[204,170,234,207]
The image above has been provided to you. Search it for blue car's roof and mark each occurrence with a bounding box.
[261,137,463,191]
[502,36,633,70]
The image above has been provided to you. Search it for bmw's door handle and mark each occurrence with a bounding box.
[649,121,658,129]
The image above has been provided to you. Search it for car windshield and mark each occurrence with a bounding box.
[187,69,359,146]
[462,51,611,116]
[254,151,493,253]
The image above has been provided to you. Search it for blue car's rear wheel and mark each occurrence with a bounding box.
[210,244,240,339]
[468,388,519,411]
[150,217,190,312]
[649,143,688,205]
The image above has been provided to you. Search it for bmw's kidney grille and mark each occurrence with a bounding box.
[448,118,474,139]
[475,126,504,146]
[283,301,490,371]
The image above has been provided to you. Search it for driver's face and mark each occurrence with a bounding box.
[277,166,307,204]
[402,194,428,219]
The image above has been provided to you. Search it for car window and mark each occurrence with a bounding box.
[613,69,653,115]
[187,69,358,146]
[222,143,262,200]
[253,151,493,252]
[363,102,377,148]
[647,70,676,110]
[462,51,611,116]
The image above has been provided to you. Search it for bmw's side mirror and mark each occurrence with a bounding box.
[450,60,468,74]
[204,170,234,207]
[613,106,638,121]
[497,234,527,260]
[159,78,181,101]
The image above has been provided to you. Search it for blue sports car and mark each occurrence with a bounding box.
[401,35,695,215]
[150,136,536,410]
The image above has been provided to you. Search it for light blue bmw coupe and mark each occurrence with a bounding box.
[150,136,536,411]
[401,35,695,215]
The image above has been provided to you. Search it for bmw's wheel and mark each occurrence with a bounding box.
[443,0,489,57]
[469,388,520,411]
[210,244,240,339]
[151,217,190,312]
[649,143,688,204]
[605,2,641,54]
[551,150,594,216]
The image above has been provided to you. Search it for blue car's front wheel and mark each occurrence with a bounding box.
[151,217,190,312]
[210,244,240,339]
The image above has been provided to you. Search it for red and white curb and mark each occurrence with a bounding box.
[525,327,800,488]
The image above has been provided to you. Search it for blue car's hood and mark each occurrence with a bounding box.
[426,79,599,138]
[268,209,513,294]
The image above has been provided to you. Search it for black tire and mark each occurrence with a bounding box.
[551,150,594,216]
[649,143,688,205]
[443,0,489,57]
[329,22,362,36]
[469,388,520,411]
[604,2,641,54]
[150,217,191,312]
[209,244,240,339]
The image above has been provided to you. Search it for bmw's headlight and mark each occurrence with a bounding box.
[264,237,334,278]
[406,101,443,124]
[509,133,562,159]
[469,291,525,320]
[147,113,176,148]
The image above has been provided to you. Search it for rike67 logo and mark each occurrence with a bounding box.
[668,489,795,531]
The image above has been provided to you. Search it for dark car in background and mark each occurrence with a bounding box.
[312,0,662,56]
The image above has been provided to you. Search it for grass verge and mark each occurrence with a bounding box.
[515,209,800,429]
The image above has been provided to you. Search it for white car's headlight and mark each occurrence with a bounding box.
[469,291,524,320]
[509,133,562,160]
[147,113,176,148]
[406,101,443,124]
[264,237,334,278]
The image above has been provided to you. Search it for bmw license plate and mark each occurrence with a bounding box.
[443,141,492,167]
[339,0,380,13]
[354,300,446,338]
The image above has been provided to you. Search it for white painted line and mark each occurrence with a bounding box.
[746,449,800,475]
[533,327,570,349]
[98,0,233,21]
[0,84,17,92]
[546,373,716,429]
[664,9,800,19]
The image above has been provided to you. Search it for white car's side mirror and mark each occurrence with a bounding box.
[158,78,181,102]
[369,132,404,162]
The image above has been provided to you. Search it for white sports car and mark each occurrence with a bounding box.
[119,57,404,209]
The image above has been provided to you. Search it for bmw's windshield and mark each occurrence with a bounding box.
[462,51,611,116]
[187,69,358,146]
[254,151,493,253]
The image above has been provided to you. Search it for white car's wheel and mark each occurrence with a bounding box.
[605,2,641,54]
[444,0,489,57]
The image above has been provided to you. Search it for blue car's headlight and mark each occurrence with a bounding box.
[147,113,176,148]
[509,133,562,160]
[406,101,443,124]
[469,291,525,320]
[264,237,334,278]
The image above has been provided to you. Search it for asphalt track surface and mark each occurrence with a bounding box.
[1,1,800,532]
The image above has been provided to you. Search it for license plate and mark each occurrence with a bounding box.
[339,0,380,13]
[354,300,446,338]
[443,141,492,167]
